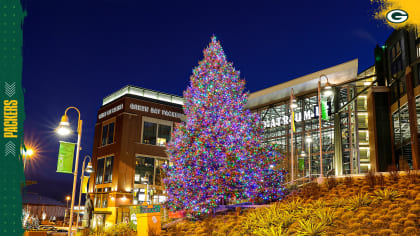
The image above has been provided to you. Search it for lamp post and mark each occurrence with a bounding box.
[305,134,312,179]
[76,155,94,230]
[318,75,333,178]
[56,107,83,236]
[65,196,71,226]
[23,148,34,170]
[290,89,297,183]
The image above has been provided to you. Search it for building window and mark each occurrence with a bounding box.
[94,188,102,208]
[143,122,157,145]
[94,187,110,208]
[135,156,155,184]
[95,156,114,184]
[135,156,168,186]
[104,156,114,183]
[96,158,104,184]
[158,124,171,146]
[390,41,403,79]
[142,117,173,146]
[101,122,115,146]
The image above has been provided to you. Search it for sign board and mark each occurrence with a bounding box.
[130,205,161,214]
[56,141,76,174]
[263,102,332,129]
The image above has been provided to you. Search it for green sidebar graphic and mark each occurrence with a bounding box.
[0,1,26,235]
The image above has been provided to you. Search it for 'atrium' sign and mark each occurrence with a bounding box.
[263,103,331,128]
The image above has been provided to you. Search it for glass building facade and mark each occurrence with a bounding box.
[247,59,375,180]
[386,27,420,171]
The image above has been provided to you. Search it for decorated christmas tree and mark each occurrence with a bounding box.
[164,36,285,215]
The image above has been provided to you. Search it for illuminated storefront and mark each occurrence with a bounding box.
[89,85,183,228]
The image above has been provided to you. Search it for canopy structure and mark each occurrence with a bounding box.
[246,59,358,109]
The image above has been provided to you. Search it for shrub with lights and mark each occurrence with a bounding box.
[164,36,285,216]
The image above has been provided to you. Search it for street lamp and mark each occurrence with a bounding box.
[22,148,34,170]
[318,75,334,178]
[305,134,312,178]
[291,98,298,108]
[56,107,83,236]
[76,155,94,230]
[290,89,297,183]
[65,196,71,226]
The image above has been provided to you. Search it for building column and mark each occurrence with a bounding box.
[405,66,420,169]
[333,87,343,175]
[333,112,342,176]
[367,86,393,172]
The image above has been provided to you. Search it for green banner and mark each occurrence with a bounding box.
[298,158,304,170]
[0,1,26,235]
[321,99,329,121]
[57,141,76,173]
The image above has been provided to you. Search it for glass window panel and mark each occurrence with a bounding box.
[96,158,104,184]
[94,188,102,208]
[104,156,114,183]
[102,194,108,208]
[157,124,171,146]
[108,123,114,144]
[154,159,167,186]
[101,125,108,146]
[135,156,155,184]
[143,122,157,145]
[134,174,140,183]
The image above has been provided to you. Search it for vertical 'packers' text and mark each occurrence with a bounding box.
[4,100,18,138]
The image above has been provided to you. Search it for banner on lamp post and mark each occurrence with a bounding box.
[56,141,75,174]
[321,99,329,121]
[82,176,89,193]
[292,111,296,132]
[298,158,304,170]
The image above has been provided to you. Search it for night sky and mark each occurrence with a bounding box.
[22,0,393,202]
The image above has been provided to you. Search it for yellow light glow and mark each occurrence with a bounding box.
[66,196,71,201]
[56,126,71,136]
[56,115,72,135]
[26,149,34,156]
[22,134,44,171]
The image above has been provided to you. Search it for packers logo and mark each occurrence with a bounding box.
[386,9,408,23]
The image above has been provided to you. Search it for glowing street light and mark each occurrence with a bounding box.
[56,115,72,136]
[22,148,34,170]
[65,196,71,227]
[323,82,334,97]
[56,107,83,236]
[291,98,298,108]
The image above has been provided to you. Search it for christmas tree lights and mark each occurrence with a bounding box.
[164,36,285,215]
